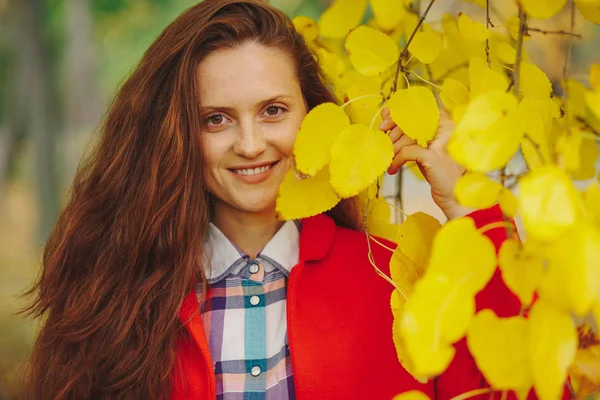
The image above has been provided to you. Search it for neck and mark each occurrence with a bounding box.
[211,201,284,259]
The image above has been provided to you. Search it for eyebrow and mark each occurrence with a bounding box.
[201,95,294,112]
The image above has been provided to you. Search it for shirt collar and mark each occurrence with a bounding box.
[204,220,300,283]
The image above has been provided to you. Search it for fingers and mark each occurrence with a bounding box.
[379,114,395,132]
[388,125,404,142]
[388,143,429,175]
[382,107,390,120]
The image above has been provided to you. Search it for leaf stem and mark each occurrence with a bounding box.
[478,221,515,235]
[341,94,382,108]
[363,199,403,293]
[370,101,388,130]
[391,0,437,93]
[408,70,442,90]
[450,388,495,400]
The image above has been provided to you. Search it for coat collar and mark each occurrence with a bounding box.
[179,213,336,322]
[298,213,336,263]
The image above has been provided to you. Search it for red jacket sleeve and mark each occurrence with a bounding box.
[434,205,521,399]
[433,205,571,400]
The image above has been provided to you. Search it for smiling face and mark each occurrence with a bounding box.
[197,41,307,220]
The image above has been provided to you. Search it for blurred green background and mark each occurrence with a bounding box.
[0,0,599,398]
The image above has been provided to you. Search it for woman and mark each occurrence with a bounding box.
[19,0,521,399]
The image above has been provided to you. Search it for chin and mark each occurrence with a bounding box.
[238,197,277,214]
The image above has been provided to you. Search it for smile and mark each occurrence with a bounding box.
[232,163,276,175]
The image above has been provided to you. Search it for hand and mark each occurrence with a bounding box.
[379,107,473,220]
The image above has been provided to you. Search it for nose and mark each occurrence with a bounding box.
[233,121,267,159]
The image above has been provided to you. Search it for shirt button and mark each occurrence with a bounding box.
[249,295,260,306]
[249,263,260,274]
[250,365,261,377]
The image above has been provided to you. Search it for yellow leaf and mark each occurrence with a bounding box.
[590,63,600,90]
[499,189,518,218]
[345,75,382,108]
[329,124,394,197]
[583,183,600,227]
[276,167,340,220]
[538,220,600,316]
[467,310,533,392]
[392,390,431,400]
[395,212,442,267]
[469,57,509,99]
[518,0,567,19]
[314,45,347,84]
[518,166,579,241]
[506,16,531,41]
[365,196,398,241]
[292,16,319,43]
[345,25,399,76]
[409,30,443,64]
[575,0,600,25]
[557,128,599,180]
[390,248,424,297]
[346,103,384,126]
[388,86,440,147]
[318,0,367,38]
[458,13,491,41]
[440,78,470,111]
[498,239,544,307]
[369,0,408,30]
[427,217,497,295]
[528,301,577,400]
[498,42,517,64]
[391,290,427,383]
[401,275,474,377]
[454,172,504,209]
[518,97,560,168]
[448,91,522,172]
[520,63,552,100]
[294,102,350,176]
[585,90,600,123]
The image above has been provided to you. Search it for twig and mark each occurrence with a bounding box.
[522,133,546,165]
[513,8,527,98]
[485,0,491,67]
[563,0,576,132]
[576,116,600,136]
[528,27,581,38]
[391,0,437,93]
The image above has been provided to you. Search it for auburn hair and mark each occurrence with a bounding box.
[18,0,359,398]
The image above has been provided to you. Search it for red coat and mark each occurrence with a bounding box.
[171,206,525,399]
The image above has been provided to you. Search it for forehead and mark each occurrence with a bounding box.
[196,41,301,107]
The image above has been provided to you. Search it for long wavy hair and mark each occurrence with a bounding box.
[17,0,359,398]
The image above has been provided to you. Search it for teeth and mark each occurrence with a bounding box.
[234,164,273,176]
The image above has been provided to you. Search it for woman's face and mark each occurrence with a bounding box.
[197,41,307,217]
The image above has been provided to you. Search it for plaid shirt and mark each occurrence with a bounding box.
[196,220,300,399]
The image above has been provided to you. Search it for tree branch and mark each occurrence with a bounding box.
[391,0,437,93]
[563,0,576,130]
[485,0,491,67]
[528,27,581,38]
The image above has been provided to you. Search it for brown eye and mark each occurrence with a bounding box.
[266,106,281,116]
[208,115,223,125]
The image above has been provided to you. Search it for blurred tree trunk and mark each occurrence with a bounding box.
[16,0,60,244]
[63,0,101,189]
